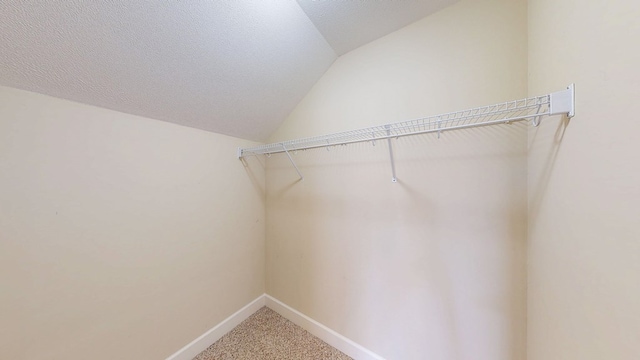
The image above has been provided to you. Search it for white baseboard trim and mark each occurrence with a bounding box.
[265,295,386,360]
[166,293,385,360]
[166,294,266,360]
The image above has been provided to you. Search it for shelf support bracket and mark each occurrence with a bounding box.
[550,83,575,118]
[386,126,398,183]
[281,143,304,181]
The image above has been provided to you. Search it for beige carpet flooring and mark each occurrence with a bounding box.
[193,307,353,360]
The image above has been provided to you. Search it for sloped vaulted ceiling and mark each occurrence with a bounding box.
[0,0,458,141]
[297,0,457,56]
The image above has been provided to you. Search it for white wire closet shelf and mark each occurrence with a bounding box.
[239,84,575,182]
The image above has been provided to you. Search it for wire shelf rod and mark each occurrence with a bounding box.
[239,86,574,158]
[243,113,537,157]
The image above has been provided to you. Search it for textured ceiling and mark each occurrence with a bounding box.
[0,0,458,141]
[0,1,335,141]
[297,0,459,55]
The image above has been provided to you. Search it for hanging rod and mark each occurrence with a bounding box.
[238,85,575,160]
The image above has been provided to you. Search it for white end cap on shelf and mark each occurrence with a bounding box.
[550,84,575,118]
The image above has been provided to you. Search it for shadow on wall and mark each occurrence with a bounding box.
[241,153,267,200]
[358,179,463,359]
[265,122,528,359]
[528,115,570,228]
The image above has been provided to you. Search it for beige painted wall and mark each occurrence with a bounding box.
[527,1,640,359]
[0,86,265,360]
[266,0,528,359]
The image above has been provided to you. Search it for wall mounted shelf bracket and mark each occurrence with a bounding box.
[550,84,575,118]
[281,143,304,180]
[386,125,397,183]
